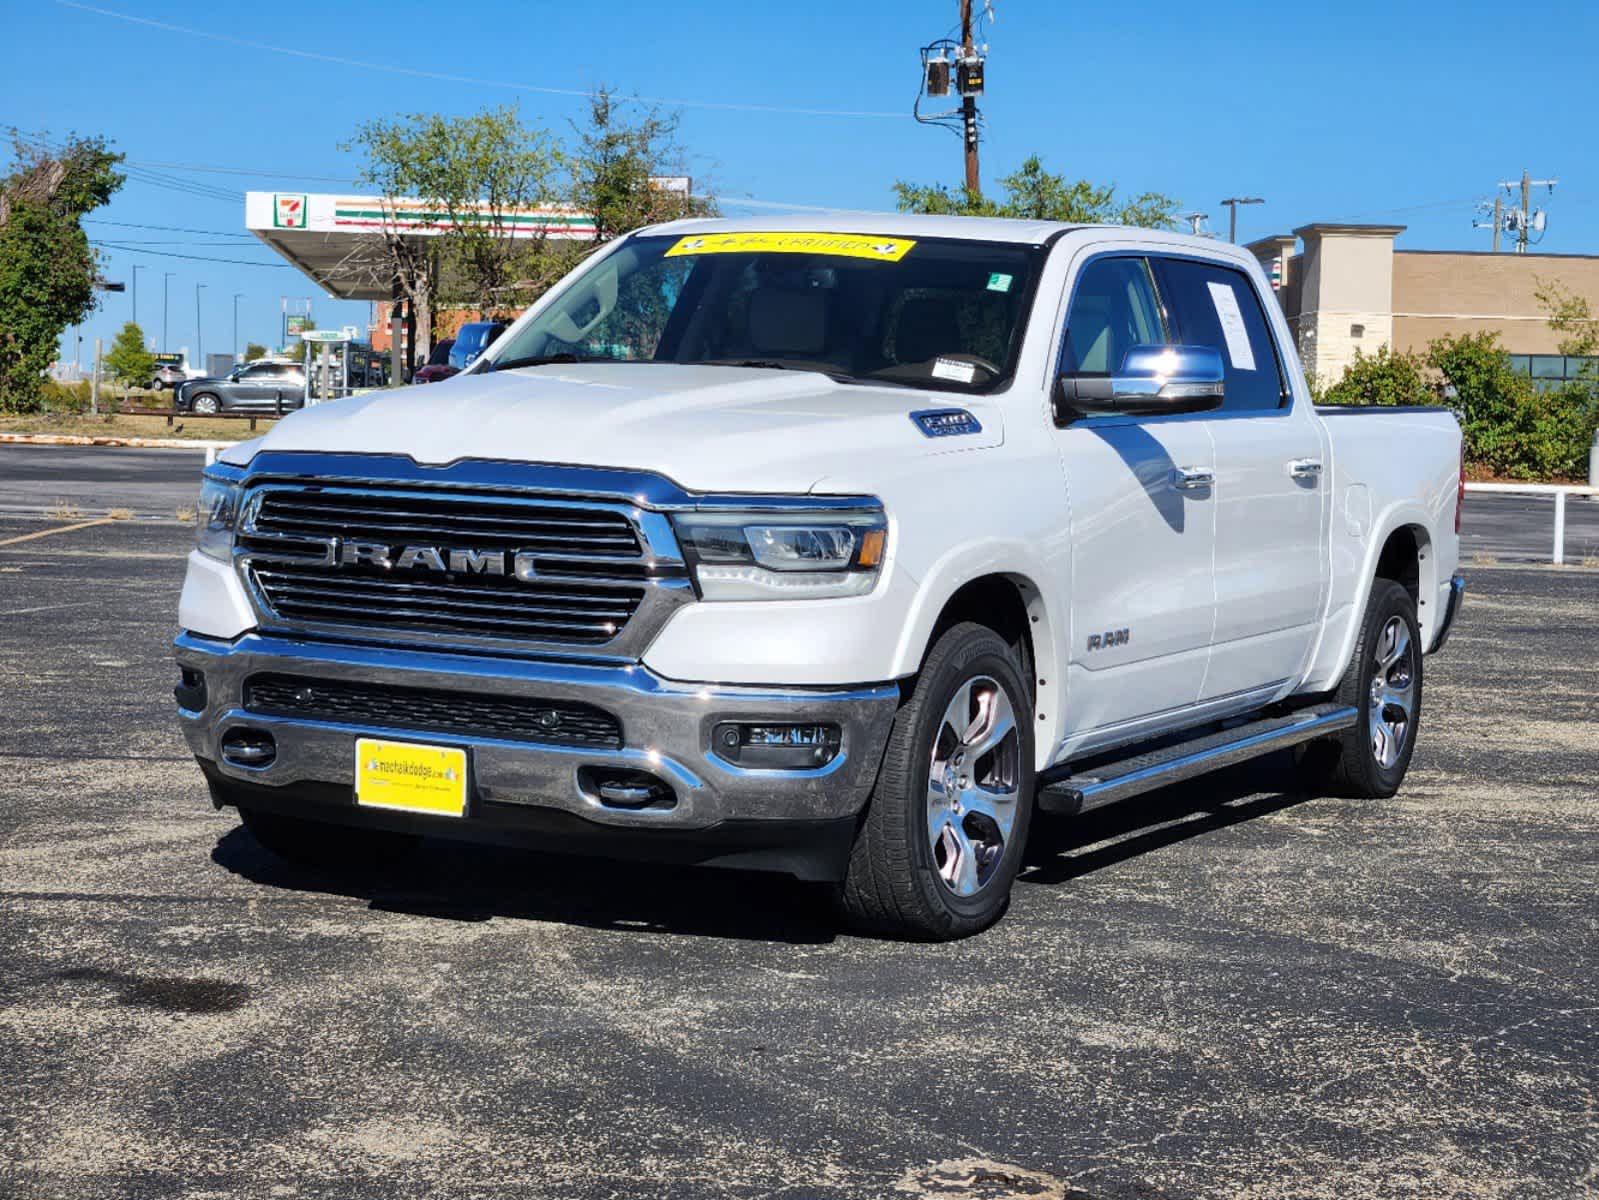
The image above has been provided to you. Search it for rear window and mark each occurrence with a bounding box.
[1151,258,1286,412]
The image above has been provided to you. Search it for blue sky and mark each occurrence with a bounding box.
[5,0,1597,368]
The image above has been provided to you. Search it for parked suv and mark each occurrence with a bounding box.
[175,218,1465,939]
[177,362,306,415]
[447,322,508,371]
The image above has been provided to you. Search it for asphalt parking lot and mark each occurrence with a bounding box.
[1,445,1596,1199]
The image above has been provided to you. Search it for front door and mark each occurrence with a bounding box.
[1049,253,1218,756]
[1149,254,1328,701]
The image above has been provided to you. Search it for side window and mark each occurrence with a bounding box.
[1060,256,1166,377]
[1151,258,1286,412]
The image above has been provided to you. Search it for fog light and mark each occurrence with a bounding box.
[714,722,841,769]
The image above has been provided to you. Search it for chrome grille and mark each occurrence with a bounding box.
[239,485,654,648]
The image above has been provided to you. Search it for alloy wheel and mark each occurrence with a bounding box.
[926,675,1022,897]
[1368,615,1415,769]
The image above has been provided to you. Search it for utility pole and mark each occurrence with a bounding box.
[1491,193,1502,254]
[233,293,243,362]
[131,264,143,331]
[1219,196,1264,244]
[162,272,174,351]
[195,283,206,368]
[1180,212,1210,237]
[959,0,979,195]
[1498,169,1557,254]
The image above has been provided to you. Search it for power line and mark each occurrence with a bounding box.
[128,158,355,184]
[54,0,904,119]
[85,218,256,238]
[91,241,295,268]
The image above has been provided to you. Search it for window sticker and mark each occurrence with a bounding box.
[931,357,978,383]
[986,272,1013,292]
[1205,280,1256,371]
[663,232,916,261]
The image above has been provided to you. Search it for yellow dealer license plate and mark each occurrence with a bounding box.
[355,738,467,818]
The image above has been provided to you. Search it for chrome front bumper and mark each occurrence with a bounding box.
[174,632,899,834]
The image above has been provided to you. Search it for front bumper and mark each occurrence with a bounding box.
[174,632,899,874]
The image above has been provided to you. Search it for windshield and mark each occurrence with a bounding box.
[486,231,1048,392]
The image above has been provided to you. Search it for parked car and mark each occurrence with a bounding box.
[411,338,457,385]
[150,363,192,391]
[176,362,306,415]
[447,321,508,371]
[175,217,1465,940]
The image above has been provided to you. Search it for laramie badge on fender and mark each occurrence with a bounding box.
[1086,629,1130,651]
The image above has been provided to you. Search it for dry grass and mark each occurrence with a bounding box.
[1580,552,1599,569]
[0,412,274,442]
[1472,552,1500,566]
[46,500,83,520]
[175,507,196,525]
[106,508,133,521]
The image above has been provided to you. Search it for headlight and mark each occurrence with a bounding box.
[671,511,887,601]
[196,477,242,561]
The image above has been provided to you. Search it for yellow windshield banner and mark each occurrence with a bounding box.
[663,232,917,262]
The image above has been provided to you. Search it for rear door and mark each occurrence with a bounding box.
[1149,254,1329,702]
[1050,252,1218,748]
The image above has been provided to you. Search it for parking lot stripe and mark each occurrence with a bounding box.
[0,516,117,547]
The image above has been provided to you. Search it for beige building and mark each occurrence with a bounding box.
[1247,224,1599,389]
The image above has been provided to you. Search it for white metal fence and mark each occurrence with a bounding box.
[1465,482,1599,565]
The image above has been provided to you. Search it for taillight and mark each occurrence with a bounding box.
[1455,442,1465,534]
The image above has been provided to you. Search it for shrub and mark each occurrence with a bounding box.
[1428,331,1596,480]
[1318,344,1434,407]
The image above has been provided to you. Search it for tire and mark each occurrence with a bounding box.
[237,804,418,871]
[190,393,221,415]
[1299,578,1423,798]
[838,622,1035,940]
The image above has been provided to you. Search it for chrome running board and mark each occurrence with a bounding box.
[1037,702,1358,815]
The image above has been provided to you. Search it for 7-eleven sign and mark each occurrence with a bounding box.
[273,194,308,229]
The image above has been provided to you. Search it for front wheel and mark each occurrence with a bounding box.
[1299,578,1423,798]
[190,393,220,415]
[838,622,1035,940]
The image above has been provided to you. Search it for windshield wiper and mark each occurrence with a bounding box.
[492,353,583,370]
[698,358,875,386]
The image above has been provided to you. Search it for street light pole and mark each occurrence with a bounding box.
[131,264,143,331]
[162,272,174,352]
[195,283,207,368]
[233,293,243,363]
[1219,196,1265,244]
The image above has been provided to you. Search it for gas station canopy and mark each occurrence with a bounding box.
[246,191,599,301]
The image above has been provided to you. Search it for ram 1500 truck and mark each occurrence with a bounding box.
[175,217,1465,939]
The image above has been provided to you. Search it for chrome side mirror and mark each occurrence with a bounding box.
[1055,344,1226,422]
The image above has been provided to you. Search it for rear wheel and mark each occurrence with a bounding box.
[838,622,1034,940]
[236,803,418,871]
[1299,578,1423,798]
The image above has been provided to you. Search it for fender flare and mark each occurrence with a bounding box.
[1320,501,1439,690]
[889,539,1065,771]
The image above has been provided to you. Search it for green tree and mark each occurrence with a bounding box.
[1318,344,1434,407]
[1534,276,1599,360]
[894,154,1178,228]
[0,132,124,411]
[505,89,719,303]
[243,341,268,362]
[345,104,561,325]
[105,320,154,389]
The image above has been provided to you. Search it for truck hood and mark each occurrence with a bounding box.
[231,363,1004,494]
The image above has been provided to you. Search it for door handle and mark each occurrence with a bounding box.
[1288,458,1323,480]
[1171,466,1215,492]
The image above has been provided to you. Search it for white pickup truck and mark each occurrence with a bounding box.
[175,217,1465,939]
